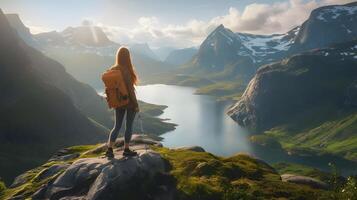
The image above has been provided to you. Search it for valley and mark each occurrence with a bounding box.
[0,1,356,198]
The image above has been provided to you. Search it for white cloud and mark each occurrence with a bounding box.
[27,0,356,47]
[27,25,53,34]
[100,0,354,48]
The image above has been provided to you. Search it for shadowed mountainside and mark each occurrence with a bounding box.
[0,9,108,184]
[228,40,357,161]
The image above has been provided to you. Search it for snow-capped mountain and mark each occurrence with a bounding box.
[4,14,173,89]
[193,24,298,72]
[292,2,357,52]
[235,26,299,63]
[34,26,120,57]
[192,2,357,78]
[194,24,244,70]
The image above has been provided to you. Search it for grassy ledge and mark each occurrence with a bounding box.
[153,146,330,200]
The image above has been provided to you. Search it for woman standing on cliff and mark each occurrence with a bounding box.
[105,47,140,158]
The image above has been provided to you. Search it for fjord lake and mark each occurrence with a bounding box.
[99,84,357,175]
[136,84,252,156]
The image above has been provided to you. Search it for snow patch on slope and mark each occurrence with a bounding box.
[317,5,357,22]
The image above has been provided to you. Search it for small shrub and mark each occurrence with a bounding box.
[340,177,357,200]
[328,162,357,200]
[0,178,6,195]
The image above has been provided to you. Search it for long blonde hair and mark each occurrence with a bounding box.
[112,47,139,85]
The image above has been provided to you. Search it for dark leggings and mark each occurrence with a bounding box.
[109,108,136,144]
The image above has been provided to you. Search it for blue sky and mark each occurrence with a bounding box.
[1,0,285,28]
[1,0,353,48]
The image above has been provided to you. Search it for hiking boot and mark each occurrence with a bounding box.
[123,148,138,157]
[105,147,114,158]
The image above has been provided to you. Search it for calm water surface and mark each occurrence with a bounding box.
[136,84,251,157]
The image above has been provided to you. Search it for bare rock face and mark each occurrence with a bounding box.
[28,135,176,200]
[33,149,173,200]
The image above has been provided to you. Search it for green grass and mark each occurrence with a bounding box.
[0,143,103,200]
[154,146,329,200]
[0,180,6,196]
[264,112,357,161]
[250,135,283,149]
[0,160,66,200]
[66,144,101,154]
[139,101,167,116]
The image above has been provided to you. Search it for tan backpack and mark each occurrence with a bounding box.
[101,69,129,109]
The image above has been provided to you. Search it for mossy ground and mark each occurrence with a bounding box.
[1,143,334,200]
[263,110,357,162]
[0,143,104,200]
[250,135,283,150]
[0,180,6,196]
[0,160,66,199]
[154,146,330,200]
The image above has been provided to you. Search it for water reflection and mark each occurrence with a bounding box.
[134,84,356,175]
[136,84,252,157]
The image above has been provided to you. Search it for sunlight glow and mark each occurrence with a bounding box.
[89,25,99,44]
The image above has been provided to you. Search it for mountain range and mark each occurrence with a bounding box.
[227,2,357,162]
[5,17,182,89]
[189,2,357,79]
[151,2,355,100]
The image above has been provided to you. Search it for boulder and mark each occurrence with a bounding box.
[281,174,329,190]
[34,163,70,182]
[50,153,80,162]
[10,173,28,188]
[33,147,172,200]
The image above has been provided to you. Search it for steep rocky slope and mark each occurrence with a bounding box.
[0,9,107,184]
[5,13,112,127]
[5,14,37,48]
[228,40,357,161]
[1,135,334,200]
